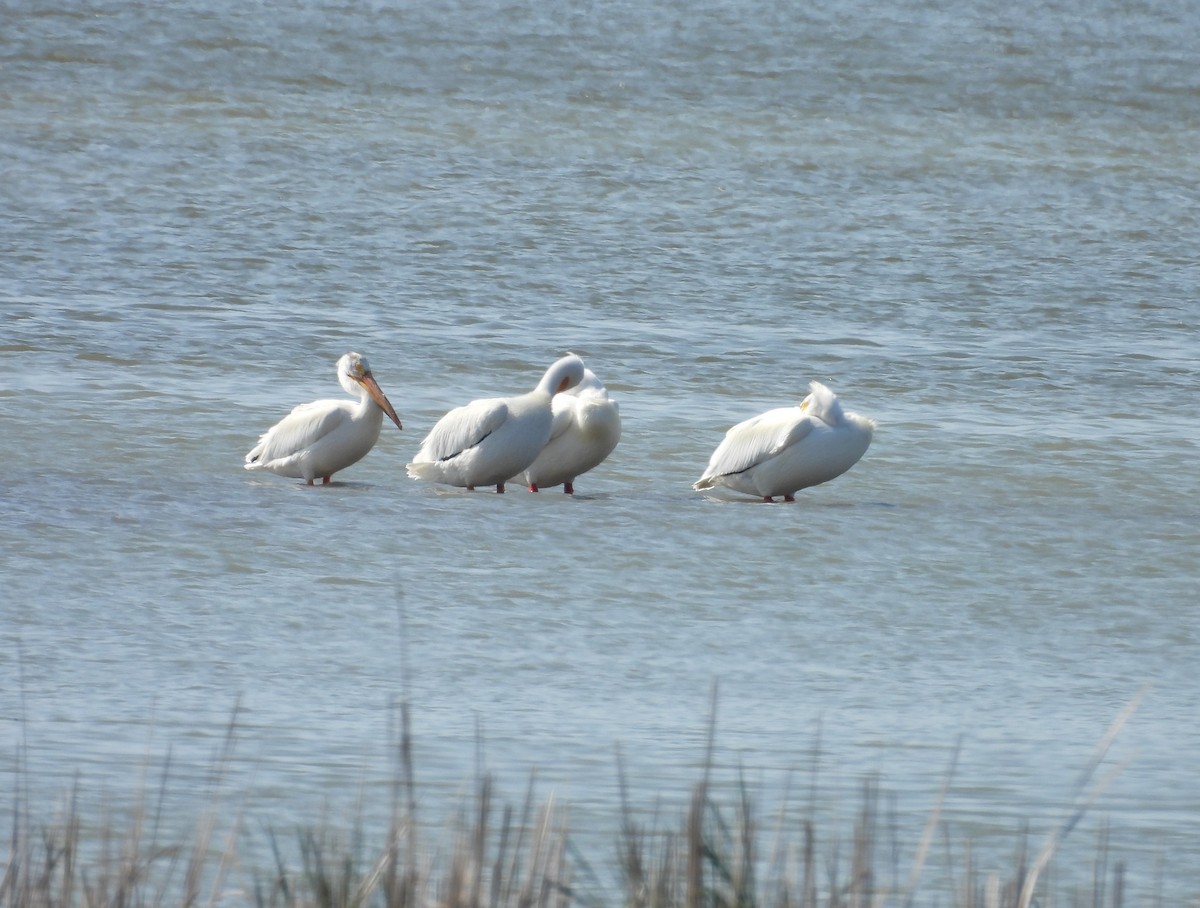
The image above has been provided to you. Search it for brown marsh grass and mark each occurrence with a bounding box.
[1,692,1157,908]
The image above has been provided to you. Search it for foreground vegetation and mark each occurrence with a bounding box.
[1,695,1163,908]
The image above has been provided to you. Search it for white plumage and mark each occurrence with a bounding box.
[693,381,875,502]
[517,368,621,493]
[244,352,403,485]
[406,354,586,493]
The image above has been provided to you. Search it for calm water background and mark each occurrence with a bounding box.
[2,0,1199,901]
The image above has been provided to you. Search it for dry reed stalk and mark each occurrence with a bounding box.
[615,748,645,908]
[1016,688,1145,908]
[900,739,960,906]
[470,774,491,908]
[489,802,514,908]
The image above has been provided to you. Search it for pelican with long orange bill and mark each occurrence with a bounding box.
[245,352,403,486]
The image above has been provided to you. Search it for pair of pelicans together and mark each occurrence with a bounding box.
[244,352,876,501]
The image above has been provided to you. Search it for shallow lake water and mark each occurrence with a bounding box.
[3,0,1199,901]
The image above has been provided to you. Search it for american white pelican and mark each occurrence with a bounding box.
[693,381,875,502]
[406,353,586,493]
[517,368,621,493]
[244,352,403,486]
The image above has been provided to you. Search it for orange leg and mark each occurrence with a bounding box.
[322,476,332,485]
[528,484,539,492]
[783,494,795,502]
[563,481,574,494]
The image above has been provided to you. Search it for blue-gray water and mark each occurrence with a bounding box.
[2,0,1199,901]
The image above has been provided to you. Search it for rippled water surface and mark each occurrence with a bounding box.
[3,0,1199,901]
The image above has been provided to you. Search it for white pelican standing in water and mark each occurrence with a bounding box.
[517,368,621,493]
[244,352,403,485]
[406,353,586,493]
[693,381,875,502]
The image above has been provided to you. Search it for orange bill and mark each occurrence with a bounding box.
[360,372,403,429]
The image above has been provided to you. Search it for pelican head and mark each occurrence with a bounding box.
[572,367,607,396]
[339,352,403,430]
[799,380,845,425]
[539,353,587,396]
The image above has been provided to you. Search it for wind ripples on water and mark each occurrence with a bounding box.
[3,0,1200,900]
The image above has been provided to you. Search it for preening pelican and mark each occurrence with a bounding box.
[693,381,874,502]
[406,354,586,493]
[244,352,403,485]
[518,368,621,493]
